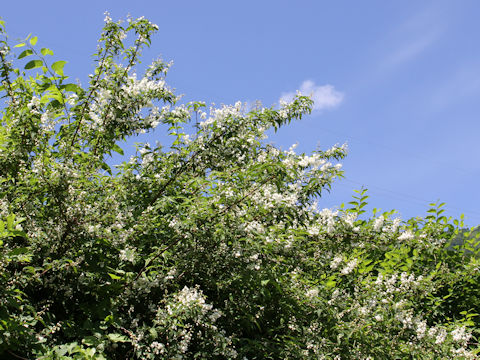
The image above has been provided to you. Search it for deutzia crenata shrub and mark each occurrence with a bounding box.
[0,14,479,359]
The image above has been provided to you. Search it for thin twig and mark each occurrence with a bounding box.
[70,40,111,149]
[7,350,29,360]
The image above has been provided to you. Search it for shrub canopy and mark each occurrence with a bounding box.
[0,15,479,359]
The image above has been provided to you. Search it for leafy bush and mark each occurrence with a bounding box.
[1,15,479,359]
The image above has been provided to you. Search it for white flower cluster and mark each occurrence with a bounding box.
[450,326,471,343]
[27,96,41,113]
[250,183,299,209]
[88,88,112,130]
[382,217,401,233]
[175,286,211,310]
[199,101,244,129]
[324,143,348,157]
[330,255,343,270]
[340,258,358,275]
[374,272,423,295]
[139,286,237,359]
[40,110,57,132]
[122,73,166,98]
[317,208,338,234]
[342,212,357,228]
[297,154,327,169]
[373,215,384,232]
[244,220,265,234]
[398,229,415,241]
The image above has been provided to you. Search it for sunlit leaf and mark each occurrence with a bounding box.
[41,47,54,56]
[24,59,43,70]
[51,60,67,76]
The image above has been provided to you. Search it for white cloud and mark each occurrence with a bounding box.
[384,30,438,68]
[381,5,444,70]
[279,80,344,112]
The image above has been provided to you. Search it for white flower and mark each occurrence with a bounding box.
[66,94,78,106]
[398,230,414,241]
[340,258,358,275]
[104,11,112,23]
[122,74,166,97]
[306,288,319,298]
[119,248,136,263]
[150,341,165,355]
[435,328,447,344]
[373,216,384,232]
[40,111,55,131]
[199,117,214,128]
[416,320,427,339]
[330,255,343,270]
[118,30,127,41]
[307,224,320,236]
[451,326,471,343]
[343,213,357,228]
[27,96,40,110]
[358,306,369,316]
[428,327,437,337]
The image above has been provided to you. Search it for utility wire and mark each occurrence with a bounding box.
[306,125,480,223]
[330,177,480,224]
[316,125,476,177]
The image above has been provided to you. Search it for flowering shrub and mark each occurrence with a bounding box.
[1,15,479,359]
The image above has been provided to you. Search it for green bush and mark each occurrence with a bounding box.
[0,15,479,359]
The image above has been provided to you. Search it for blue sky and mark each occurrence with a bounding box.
[2,1,480,226]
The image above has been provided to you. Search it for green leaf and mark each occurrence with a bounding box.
[24,59,43,70]
[149,328,158,339]
[100,162,112,175]
[23,266,36,274]
[8,247,29,256]
[29,36,38,46]
[112,144,124,155]
[63,83,81,93]
[41,47,54,56]
[18,49,33,59]
[51,60,67,76]
[325,280,336,288]
[106,333,129,343]
[14,43,26,48]
[6,214,14,230]
[82,336,100,347]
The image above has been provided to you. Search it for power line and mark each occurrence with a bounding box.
[331,177,480,224]
[316,125,476,177]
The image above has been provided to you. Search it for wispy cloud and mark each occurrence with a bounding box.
[383,30,439,68]
[381,5,445,70]
[280,80,344,112]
